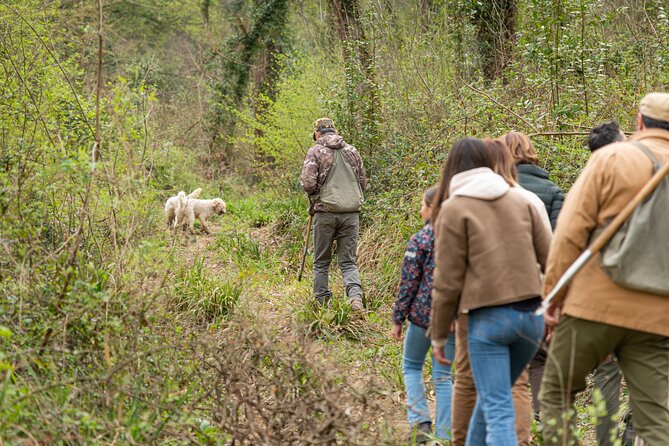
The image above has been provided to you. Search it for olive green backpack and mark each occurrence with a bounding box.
[318,149,364,213]
[599,141,669,295]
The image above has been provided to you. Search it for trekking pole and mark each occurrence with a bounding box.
[537,158,669,315]
[298,214,313,282]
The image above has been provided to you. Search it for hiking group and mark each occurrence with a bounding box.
[300,92,669,446]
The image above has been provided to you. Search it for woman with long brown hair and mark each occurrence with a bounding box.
[500,131,564,230]
[430,137,551,446]
[499,132,563,420]
[443,138,549,446]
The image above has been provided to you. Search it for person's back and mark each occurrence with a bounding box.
[541,93,669,446]
[300,118,366,310]
[546,132,669,333]
[435,182,549,314]
[516,164,562,226]
[500,132,564,229]
[301,131,366,213]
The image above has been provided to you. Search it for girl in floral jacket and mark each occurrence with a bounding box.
[391,186,455,443]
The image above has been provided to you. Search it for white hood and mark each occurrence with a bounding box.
[448,167,510,200]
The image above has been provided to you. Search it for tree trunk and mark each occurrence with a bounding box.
[209,0,289,165]
[419,0,435,32]
[201,0,210,28]
[329,0,379,156]
[473,0,517,82]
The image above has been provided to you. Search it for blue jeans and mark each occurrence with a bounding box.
[466,305,544,446]
[403,322,455,439]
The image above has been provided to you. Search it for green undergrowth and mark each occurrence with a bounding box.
[193,186,422,415]
[195,185,624,445]
[171,257,242,324]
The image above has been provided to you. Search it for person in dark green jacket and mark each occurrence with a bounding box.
[498,131,564,419]
[500,132,564,230]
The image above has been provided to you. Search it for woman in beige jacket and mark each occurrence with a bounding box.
[430,137,552,446]
[447,138,550,446]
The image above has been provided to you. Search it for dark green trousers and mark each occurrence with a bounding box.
[312,212,362,304]
[539,315,669,446]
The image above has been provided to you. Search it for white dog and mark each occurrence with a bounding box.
[164,188,202,230]
[181,197,226,234]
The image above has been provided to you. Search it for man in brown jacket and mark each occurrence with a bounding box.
[540,93,669,445]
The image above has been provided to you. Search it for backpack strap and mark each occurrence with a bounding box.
[631,141,661,173]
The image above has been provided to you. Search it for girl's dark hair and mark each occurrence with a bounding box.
[588,120,624,151]
[432,138,497,222]
[423,186,439,207]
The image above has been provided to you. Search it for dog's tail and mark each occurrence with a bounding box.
[173,191,187,228]
[188,188,202,199]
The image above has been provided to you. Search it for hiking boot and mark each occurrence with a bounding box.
[408,421,432,445]
[315,293,331,307]
[350,299,364,312]
[622,411,635,446]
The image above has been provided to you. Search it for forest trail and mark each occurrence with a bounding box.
[3,1,664,443]
[171,213,413,443]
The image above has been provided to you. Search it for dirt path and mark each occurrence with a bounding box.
[174,220,413,444]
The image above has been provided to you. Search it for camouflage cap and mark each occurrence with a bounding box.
[313,117,336,133]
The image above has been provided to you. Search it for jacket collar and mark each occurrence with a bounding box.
[517,163,549,179]
[631,128,669,144]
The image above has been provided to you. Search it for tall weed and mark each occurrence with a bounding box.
[172,257,241,324]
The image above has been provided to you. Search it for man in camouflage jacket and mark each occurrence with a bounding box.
[300,118,366,309]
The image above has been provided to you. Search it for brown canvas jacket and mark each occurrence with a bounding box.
[430,179,552,343]
[300,133,366,213]
[543,128,669,337]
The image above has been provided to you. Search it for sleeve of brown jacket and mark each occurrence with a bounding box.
[543,151,609,301]
[430,206,467,343]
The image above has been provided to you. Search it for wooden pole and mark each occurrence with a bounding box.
[297,214,313,282]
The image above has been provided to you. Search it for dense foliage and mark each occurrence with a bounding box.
[1,0,668,443]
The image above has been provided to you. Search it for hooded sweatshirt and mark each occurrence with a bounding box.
[300,132,366,213]
[430,168,552,345]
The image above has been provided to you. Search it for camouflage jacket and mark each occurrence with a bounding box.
[300,133,366,213]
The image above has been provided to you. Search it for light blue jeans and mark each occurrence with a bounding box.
[466,305,544,446]
[403,322,455,439]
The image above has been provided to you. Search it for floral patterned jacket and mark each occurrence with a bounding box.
[392,223,434,329]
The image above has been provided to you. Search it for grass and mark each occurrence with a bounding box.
[153,186,616,445]
[172,257,241,324]
[293,295,379,341]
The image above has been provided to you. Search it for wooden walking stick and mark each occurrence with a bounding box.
[298,214,313,282]
[537,158,669,315]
